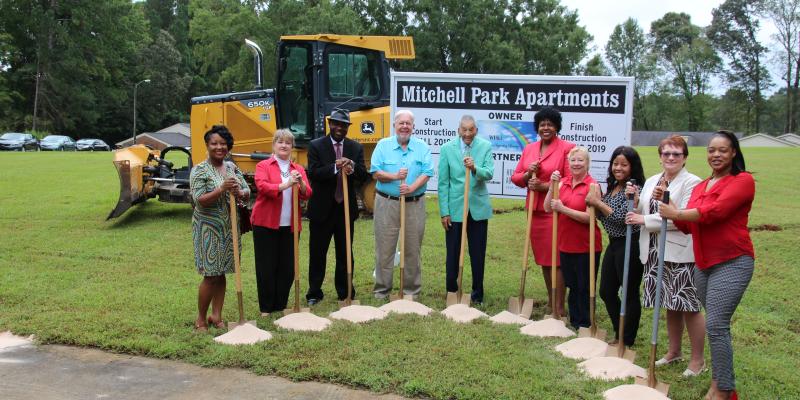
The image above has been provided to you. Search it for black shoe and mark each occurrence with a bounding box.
[307,298,321,306]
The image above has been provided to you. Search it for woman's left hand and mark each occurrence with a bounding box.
[550,199,564,213]
[585,184,600,207]
[658,201,678,220]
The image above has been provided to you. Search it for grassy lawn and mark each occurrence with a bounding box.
[1,147,798,399]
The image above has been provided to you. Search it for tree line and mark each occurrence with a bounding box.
[0,0,795,144]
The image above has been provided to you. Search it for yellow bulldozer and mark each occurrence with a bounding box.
[107,34,415,219]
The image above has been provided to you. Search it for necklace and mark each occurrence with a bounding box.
[281,169,290,178]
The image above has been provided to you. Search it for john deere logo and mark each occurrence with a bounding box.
[361,122,375,135]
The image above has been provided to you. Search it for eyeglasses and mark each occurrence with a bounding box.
[660,152,684,158]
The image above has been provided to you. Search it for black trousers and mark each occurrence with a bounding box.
[445,213,488,302]
[561,251,601,330]
[599,233,644,346]
[307,203,356,301]
[253,225,295,313]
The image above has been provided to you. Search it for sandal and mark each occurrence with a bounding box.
[194,321,209,332]
[208,316,226,329]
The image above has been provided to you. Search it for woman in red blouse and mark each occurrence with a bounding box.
[544,147,602,329]
[511,107,575,318]
[251,129,312,314]
[659,130,754,400]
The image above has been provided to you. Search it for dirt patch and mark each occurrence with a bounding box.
[493,206,525,215]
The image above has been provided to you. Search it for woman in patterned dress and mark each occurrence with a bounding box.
[190,125,250,332]
[511,107,575,318]
[585,146,646,347]
[626,135,706,376]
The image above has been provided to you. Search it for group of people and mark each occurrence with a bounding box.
[190,107,754,400]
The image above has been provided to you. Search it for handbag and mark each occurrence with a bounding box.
[237,202,252,235]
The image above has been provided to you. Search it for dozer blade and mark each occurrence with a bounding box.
[107,160,140,220]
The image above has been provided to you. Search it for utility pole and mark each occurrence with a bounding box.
[132,79,151,145]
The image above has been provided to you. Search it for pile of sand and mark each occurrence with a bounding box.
[213,323,272,345]
[489,311,532,325]
[274,312,332,332]
[603,384,671,400]
[555,337,609,360]
[0,331,33,350]
[440,304,488,323]
[520,318,575,338]
[379,299,435,316]
[329,305,388,323]
[578,356,647,380]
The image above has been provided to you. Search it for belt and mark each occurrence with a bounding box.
[377,190,424,202]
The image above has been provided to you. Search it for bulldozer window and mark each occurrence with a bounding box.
[327,52,381,99]
[277,44,312,141]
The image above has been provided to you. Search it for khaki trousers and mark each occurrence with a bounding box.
[373,194,426,297]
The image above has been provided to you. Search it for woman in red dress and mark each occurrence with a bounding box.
[511,107,575,318]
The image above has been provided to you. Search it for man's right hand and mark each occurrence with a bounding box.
[396,168,408,181]
[441,216,451,231]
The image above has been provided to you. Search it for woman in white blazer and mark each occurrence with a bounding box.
[626,135,706,377]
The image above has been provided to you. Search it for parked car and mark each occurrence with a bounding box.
[0,132,39,151]
[76,138,111,151]
[39,135,77,151]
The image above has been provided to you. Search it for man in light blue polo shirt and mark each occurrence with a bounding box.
[370,110,434,299]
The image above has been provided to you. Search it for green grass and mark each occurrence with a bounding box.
[1,148,799,399]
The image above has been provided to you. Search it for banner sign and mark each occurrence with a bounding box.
[390,72,635,198]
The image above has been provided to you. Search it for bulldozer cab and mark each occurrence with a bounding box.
[277,35,404,144]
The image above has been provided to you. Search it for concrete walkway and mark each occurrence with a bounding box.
[0,337,406,400]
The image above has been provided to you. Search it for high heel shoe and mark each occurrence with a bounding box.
[681,362,707,377]
[655,355,683,366]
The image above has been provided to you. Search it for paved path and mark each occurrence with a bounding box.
[0,341,407,400]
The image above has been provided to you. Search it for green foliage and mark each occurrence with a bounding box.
[605,18,658,129]
[1,149,800,400]
[580,54,609,76]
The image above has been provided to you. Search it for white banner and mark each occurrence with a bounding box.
[389,72,635,198]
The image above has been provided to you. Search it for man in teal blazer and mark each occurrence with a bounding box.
[438,115,494,304]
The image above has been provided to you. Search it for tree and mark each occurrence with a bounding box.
[581,54,609,76]
[761,0,800,133]
[650,12,720,131]
[708,0,771,133]
[605,18,658,129]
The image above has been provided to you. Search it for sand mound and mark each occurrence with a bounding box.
[490,311,532,325]
[440,304,488,323]
[604,384,671,400]
[0,331,33,351]
[578,357,647,380]
[555,337,609,360]
[520,318,575,338]
[329,305,388,323]
[213,323,272,345]
[379,299,435,316]
[274,312,332,332]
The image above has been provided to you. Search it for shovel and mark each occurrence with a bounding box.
[507,190,535,318]
[227,192,256,330]
[634,190,670,395]
[545,181,567,322]
[446,169,472,307]
[338,166,360,308]
[579,184,607,340]
[607,179,637,361]
[284,185,310,315]
[390,194,408,301]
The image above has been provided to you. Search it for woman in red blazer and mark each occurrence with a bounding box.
[659,130,754,400]
[251,129,312,314]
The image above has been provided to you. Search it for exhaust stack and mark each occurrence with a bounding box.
[245,39,264,90]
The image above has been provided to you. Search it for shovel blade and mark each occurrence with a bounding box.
[633,376,670,395]
[390,293,414,302]
[507,297,521,314]
[446,291,459,306]
[337,299,361,308]
[460,293,471,306]
[578,327,608,340]
[507,297,534,319]
[606,344,637,362]
[282,307,310,316]
[227,320,257,330]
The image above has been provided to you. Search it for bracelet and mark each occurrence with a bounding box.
[677,210,682,220]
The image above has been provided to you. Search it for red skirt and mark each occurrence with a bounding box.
[530,210,560,267]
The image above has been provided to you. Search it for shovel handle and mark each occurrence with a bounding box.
[551,181,559,290]
[519,191,535,298]
[588,184,597,299]
[228,192,245,322]
[398,194,405,298]
[293,185,300,312]
[342,169,353,305]
[457,170,470,296]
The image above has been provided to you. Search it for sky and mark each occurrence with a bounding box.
[559,0,781,94]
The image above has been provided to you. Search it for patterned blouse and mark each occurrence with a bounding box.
[598,186,641,238]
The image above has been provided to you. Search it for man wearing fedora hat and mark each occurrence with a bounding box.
[305,109,368,305]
